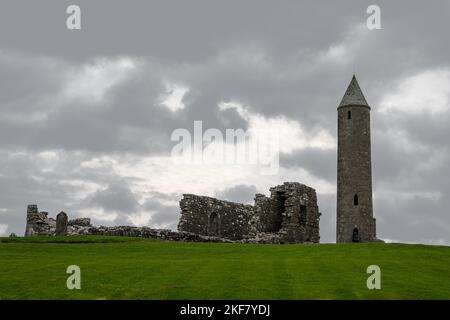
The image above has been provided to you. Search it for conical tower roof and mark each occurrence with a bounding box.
[339,75,370,108]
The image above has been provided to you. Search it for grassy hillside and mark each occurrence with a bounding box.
[0,236,449,300]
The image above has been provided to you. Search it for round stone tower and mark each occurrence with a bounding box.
[336,75,376,243]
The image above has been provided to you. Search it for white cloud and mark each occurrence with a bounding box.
[159,82,189,112]
[58,179,106,201]
[63,57,137,103]
[380,69,450,114]
[78,207,118,223]
[219,101,335,153]
[0,224,8,236]
[80,157,117,169]
[36,150,60,173]
[111,153,335,199]
[316,24,369,66]
[126,211,154,227]
[319,43,348,64]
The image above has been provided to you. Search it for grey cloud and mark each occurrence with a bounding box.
[1,1,450,244]
[88,181,139,213]
[215,184,257,204]
[316,194,336,243]
[280,148,336,182]
[145,199,180,230]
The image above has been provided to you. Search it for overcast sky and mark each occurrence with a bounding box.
[0,0,449,244]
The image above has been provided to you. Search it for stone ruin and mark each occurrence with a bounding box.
[24,204,236,242]
[24,182,321,244]
[55,212,68,236]
[25,205,93,236]
[25,205,55,236]
[179,182,321,243]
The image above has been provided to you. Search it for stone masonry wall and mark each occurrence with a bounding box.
[25,205,56,236]
[255,183,321,243]
[254,193,276,233]
[178,195,257,240]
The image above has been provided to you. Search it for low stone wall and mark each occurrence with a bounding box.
[84,226,295,244]
[87,226,234,243]
[68,218,91,227]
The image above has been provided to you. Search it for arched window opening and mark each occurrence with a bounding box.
[299,205,307,226]
[348,110,352,119]
[208,212,220,236]
[353,194,359,206]
[271,191,285,232]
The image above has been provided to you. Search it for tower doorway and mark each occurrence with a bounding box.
[352,228,360,242]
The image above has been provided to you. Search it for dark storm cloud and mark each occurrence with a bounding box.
[280,148,336,182]
[0,0,364,61]
[0,150,94,234]
[144,199,180,230]
[88,181,139,213]
[0,0,449,244]
[0,52,250,154]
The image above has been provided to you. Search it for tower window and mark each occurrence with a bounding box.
[348,110,352,119]
[353,194,359,206]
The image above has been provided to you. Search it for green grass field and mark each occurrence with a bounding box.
[0,236,449,300]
